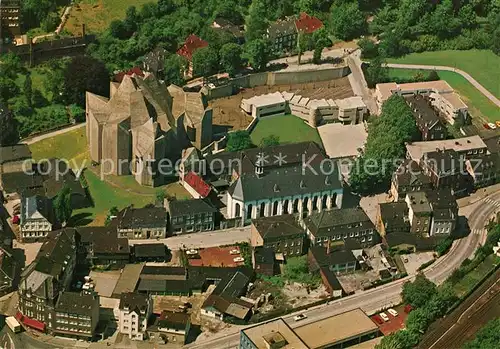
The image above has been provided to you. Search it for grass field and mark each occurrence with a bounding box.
[250,115,323,147]
[66,0,156,35]
[15,67,51,101]
[452,254,500,298]
[387,50,500,98]
[386,68,500,122]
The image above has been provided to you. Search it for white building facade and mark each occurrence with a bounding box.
[118,293,152,341]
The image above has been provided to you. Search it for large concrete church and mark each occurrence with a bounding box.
[86,74,213,187]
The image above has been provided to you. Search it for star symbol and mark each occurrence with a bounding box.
[274,153,287,166]
[256,152,269,165]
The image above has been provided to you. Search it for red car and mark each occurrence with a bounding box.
[484,123,491,129]
[404,304,413,313]
[372,315,384,324]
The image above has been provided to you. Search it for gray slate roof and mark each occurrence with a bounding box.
[168,198,217,217]
[252,214,305,240]
[304,208,373,237]
[56,291,98,316]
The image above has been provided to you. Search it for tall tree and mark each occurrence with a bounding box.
[402,274,437,308]
[163,54,186,86]
[244,39,270,71]
[54,185,73,225]
[226,130,254,152]
[245,0,268,41]
[192,47,219,77]
[220,43,242,77]
[464,318,500,349]
[23,73,33,108]
[259,135,280,147]
[62,56,110,107]
[330,1,367,40]
[0,103,19,146]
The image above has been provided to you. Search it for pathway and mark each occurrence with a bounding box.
[32,6,72,43]
[23,123,85,145]
[385,63,500,108]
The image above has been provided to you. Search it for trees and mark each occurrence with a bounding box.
[464,318,500,349]
[54,185,73,225]
[259,135,280,148]
[69,104,85,123]
[330,1,367,41]
[244,39,270,71]
[62,56,110,107]
[376,329,419,349]
[22,0,57,28]
[358,38,378,59]
[192,47,219,77]
[23,73,33,108]
[245,0,268,41]
[349,95,418,194]
[405,307,433,334]
[220,43,242,77]
[41,12,60,33]
[402,274,437,308]
[226,130,254,152]
[0,104,19,146]
[364,55,389,88]
[312,38,330,64]
[163,54,185,86]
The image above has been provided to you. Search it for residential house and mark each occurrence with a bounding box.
[308,243,358,275]
[420,149,471,194]
[77,226,130,268]
[142,48,168,80]
[426,189,458,236]
[176,34,209,77]
[86,74,213,187]
[0,170,44,199]
[252,247,275,276]
[405,192,432,235]
[250,214,306,257]
[219,142,343,224]
[149,311,191,346]
[53,291,100,340]
[117,206,168,239]
[0,143,31,174]
[375,80,469,125]
[181,171,212,199]
[406,95,447,141]
[405,136,488,162]
[295,12,323,39]
[201,270,253,321]
[0,247,16,296]
[133,243,167,263]
[166,198,217,234]
[391,159,432,201]
[211,17,244,44]
[466,153,500,189]
[303,208,377,248]
[39,159,89,209]
[20,195,57,242]
[385,232,444,253]
[267,18,297,54]
[118,292,153,340]
[17,229,77,332]
[0,0,21,39]
[377,202,410,236]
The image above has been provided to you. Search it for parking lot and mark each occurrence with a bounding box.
[371,305,409,335]
[188,245,246,267]
[402,252,435,275]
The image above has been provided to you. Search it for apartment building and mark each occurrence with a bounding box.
[20,195,57,242]
[166,198,217,234]
[405,192,432,235]
[118,292,152,340]
[0,0,21,39]
[116,206,168,239]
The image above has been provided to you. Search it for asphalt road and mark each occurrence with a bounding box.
[128,226,251,249]
[186,194,500,349]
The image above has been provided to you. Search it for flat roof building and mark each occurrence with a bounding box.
[406,135,487,161]
[294,308,380,349]
[241,318,308,349]
[318,123,367,159]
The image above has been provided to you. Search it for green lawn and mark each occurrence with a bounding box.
[387,68,431,81]
[66,0,156,35]
[452,254,500,298]
[29,127,90,167]
[387,50,500,98]
[15,67,51,101]
[250,114,323,147]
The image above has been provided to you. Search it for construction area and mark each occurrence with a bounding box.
[209,77,354,131]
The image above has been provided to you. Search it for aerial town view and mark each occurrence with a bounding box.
[1,1,500,349]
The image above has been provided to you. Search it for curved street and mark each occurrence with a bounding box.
[385,63,500,108]
[187,192,500,349]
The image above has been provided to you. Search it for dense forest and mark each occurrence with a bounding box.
[81,0,500,73]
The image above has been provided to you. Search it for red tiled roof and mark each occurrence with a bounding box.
[114,66,144,83]
[295,12,323,34]
[176,34,209,61]
[184,171,211,198]
[16,312,46,332]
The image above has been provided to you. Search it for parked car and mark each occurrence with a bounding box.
[186,249,198,255]
[379,312,390,322]
[488,123,497,129]
[373,315,384,324]
[402,256,408,263]
[233,257,245,262]
[484,123,491,129]
[229,249,240,255]
[404,304,413,313]
[388,308,399,317]
[294,314,307,321]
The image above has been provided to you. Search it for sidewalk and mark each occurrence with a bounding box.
[457,183,500,207]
